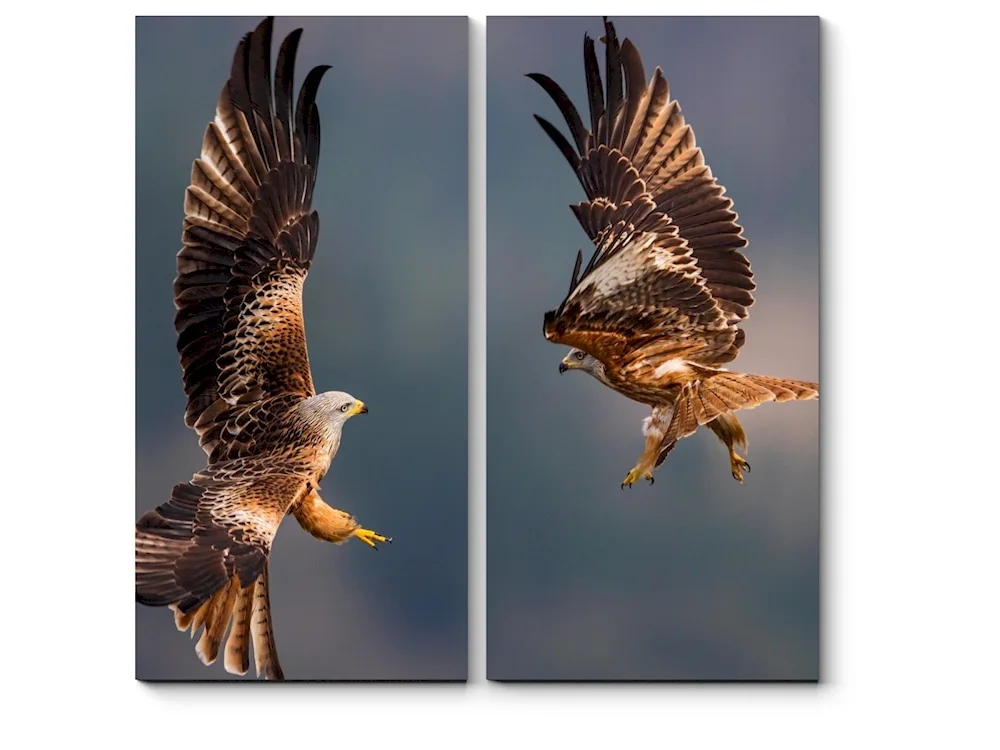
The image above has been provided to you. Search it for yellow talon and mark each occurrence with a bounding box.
[621,467,654,489]
[353,527,392,550]
[729,451,751,483]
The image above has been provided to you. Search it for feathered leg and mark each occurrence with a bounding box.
[693,373,818,465]
[706,413,751,483]
[622,373,816,489]
[622,405,674,488]
[292,490,391,550]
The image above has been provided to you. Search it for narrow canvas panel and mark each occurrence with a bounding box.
[135,16,468,681]
[487,16,819,681]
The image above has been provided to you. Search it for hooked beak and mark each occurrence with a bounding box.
[559,362,569,375]
[348,400,368,416]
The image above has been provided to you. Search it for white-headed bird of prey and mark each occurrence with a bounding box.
[530,18,818,489]
[135,17,391,681]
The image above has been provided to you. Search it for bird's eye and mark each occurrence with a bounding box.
[340,403,350,413]
[575,351,585,360]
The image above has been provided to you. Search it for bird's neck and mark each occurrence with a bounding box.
[588,363,611,386]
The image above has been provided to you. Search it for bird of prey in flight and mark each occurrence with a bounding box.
[529,18,818,489]
[135,17,391,681]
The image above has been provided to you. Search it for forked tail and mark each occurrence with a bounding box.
[702,370,816,414]
[161,563,284,681]
[668,370,818,444]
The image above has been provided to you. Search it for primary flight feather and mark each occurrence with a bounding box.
[135,17,391,681]
[530,18,818,488]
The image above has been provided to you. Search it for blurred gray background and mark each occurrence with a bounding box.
[136,16,468,680]
[487,17,819,680]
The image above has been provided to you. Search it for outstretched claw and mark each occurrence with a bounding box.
[353,527,392,550]
[621,467,655,489]
[729,451,751,483]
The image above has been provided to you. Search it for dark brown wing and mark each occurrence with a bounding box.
[530,17,754,367]
[135,454,312,615]
[174,17,330,458]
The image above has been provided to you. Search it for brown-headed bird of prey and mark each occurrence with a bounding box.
[135,17,391,681]
[530,18,818,489]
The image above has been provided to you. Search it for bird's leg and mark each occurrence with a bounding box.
[707,414,750,483]
[623,406,678,489]
[622,433,663,489]
[292,491,391,549]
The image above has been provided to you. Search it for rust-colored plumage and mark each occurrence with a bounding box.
[532,18,818,487]
[136,17,389,681]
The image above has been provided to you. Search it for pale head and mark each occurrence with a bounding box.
[298,390,368,434]
[558,348,606,382]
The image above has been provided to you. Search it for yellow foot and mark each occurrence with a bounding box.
[353,527,392,550]
[729,452,751,483]
[621,467,655,489]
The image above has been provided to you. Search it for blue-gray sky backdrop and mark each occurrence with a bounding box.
[487,16,819,680]
[136,16,468,681]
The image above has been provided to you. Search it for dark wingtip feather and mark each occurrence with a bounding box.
[582,34,605,140]
[526,72,589,154]
[602,17,623,147]
[305,104,321,172]
[294,64,331,164]
[274,28,303,160]
[228,35,252,112]
[246,17,277,166]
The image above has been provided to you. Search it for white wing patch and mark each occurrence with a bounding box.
[653,359,689,378]
[582,236,649,298]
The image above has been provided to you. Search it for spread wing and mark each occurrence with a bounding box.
[174,17,330,461]
[531,18,755,369]
[135,455,312,615]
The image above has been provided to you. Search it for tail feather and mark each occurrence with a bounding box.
[170,602,196,631]
[224,581,254,676]
[702,371,817,416]
[250,563,285,681]
[163,573,266,677]
[188,595,214,638]
[696,384,731,414]
[704,372,773,408]
[668,370,818,444]
[743,373,818,402]
[195,578,238,666]
[160,572,267,676]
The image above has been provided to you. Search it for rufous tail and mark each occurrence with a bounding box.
[697,371,817,420]
[667,371,818,444]
[250,562,285,680]
[166,566,283,680]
